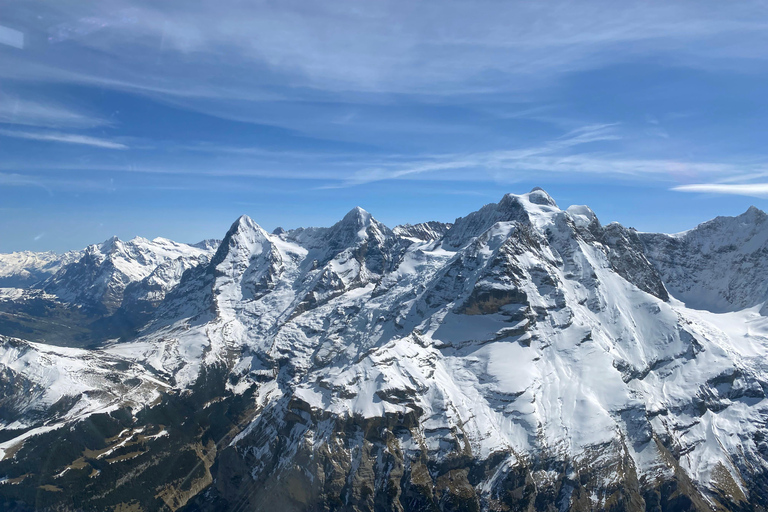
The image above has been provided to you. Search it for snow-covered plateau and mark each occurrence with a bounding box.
[0,189,767,511]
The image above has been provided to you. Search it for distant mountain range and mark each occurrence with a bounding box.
[1,188,767,512]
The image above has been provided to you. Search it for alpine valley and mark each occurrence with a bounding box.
[1,189,768,512]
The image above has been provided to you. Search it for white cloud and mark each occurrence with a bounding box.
[0,129,128,149]
[3,122,765,190]
[0,171,117,193]
[0,172,46,187]
[332,154,755,189]
[0,25,23,49]
[1,0,765,155]
[0,93,110,129]
[672,183,768,197]
[109,2,768,94]
[326,124,747,187]
[3,1,768,99]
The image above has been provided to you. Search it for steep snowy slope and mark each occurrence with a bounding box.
[0,191,767,512]
[393,221,453,242]
[0,336,169,434]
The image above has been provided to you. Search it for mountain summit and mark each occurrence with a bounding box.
[0,190,767,511]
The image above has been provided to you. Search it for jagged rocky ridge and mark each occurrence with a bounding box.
[0,190,768,511]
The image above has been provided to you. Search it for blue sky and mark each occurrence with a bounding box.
[2,1,768,252]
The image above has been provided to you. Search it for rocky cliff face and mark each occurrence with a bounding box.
[0,190,767,512]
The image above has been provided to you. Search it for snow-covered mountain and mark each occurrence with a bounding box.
[43,236,218,314]
[0,236,219,351]
[0,250,81,287]
[640,206,768,313]
[1,190,767,512]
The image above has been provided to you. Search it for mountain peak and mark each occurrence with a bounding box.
[98,235,121,252]
[498,192,524,209]
[526,187,558,207]
[193,239,221,251]
[209,214,271,268]
[341,206,372,226]
[233,214,259,231]
[744,205,767,221]
[329,206,386,242]
[222,215,269,246]
[566,204,599,229]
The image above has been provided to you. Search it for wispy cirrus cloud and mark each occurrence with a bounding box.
[4,123,761,193]
[2,0,768,174]
[4,2,768,103]
[330,153,765,189]
[0,129,128,149]
[0,171,119,195]
[672,183,768,198]
[0,92,110,129]
[0,25,24,49]
[327,123,703,187]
